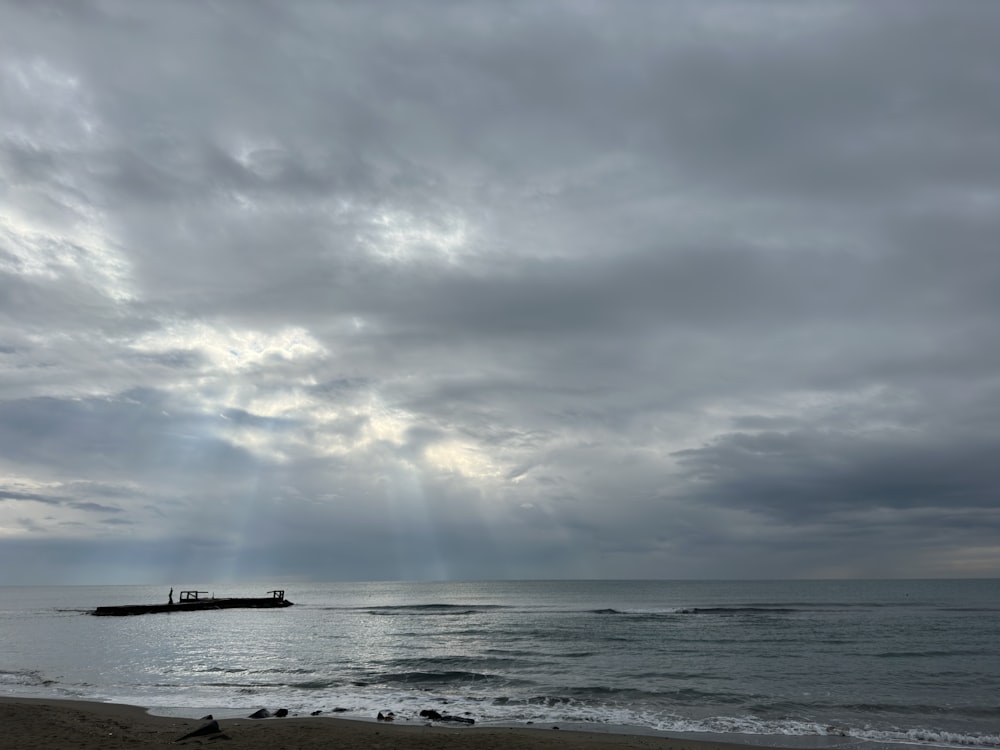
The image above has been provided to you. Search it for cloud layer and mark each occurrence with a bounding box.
[2,1,999,583]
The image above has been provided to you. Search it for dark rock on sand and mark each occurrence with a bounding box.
[175,719,222,742]
[377,711,395,721]
[248,708,271,719]
[419,709,474,724]
[274,708,289,717]
[199,714,214,721]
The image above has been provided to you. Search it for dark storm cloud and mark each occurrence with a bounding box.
[1,1,999,582]
[675,428,1000,517]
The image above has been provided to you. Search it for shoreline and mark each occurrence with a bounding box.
[0,696,864,750]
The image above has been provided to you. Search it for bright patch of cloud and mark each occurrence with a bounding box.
[425,439,503,480]
[0,212,132,301]
[361,209,471,264]
[132,323,325,376]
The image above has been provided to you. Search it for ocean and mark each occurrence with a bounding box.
[1,580,997,749]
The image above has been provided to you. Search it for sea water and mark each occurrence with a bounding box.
[1,580,997,749]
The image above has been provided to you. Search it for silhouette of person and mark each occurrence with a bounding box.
[168,587,174,605]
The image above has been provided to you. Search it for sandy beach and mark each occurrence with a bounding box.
[0,697,773,750]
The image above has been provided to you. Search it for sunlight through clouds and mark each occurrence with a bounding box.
[361,208,472,264]
[424,440,502,481]
[129,324,329,462]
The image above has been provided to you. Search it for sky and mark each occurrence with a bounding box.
[2,1,999,585]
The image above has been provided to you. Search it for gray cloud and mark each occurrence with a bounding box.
[0,490,61,505]
[1,0,998,583]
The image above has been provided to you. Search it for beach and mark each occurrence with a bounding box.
[0,697,770,750]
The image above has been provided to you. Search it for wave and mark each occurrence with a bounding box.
[0,669,56,689]
[368,670,507,686]
[645,715,1000,749]
[197,667,317,676]
[481,648,541,657]
[491,696,1000,748]
[837,703,1000,718]
[589,606,797,616]
[362,603,510,616]
[569,601,975,618]
[288,679,342,690]
[382,655,533,672]
[679,606,798,615]
[864,727,1000,748]
[874,650,992,658]
[520,685,746,708]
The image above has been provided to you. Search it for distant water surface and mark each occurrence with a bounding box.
[1,580,998,749]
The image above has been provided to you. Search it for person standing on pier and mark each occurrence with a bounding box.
[168,587,173,605]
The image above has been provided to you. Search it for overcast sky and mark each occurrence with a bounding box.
[2,1,999,585]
